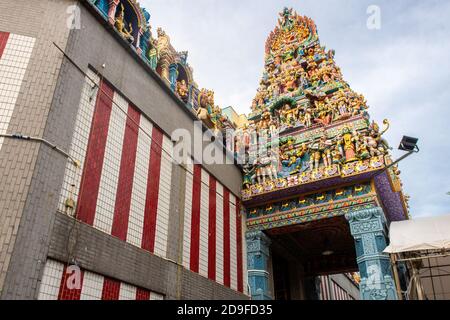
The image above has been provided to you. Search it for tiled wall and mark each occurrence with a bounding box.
[58,69,99,218]
[58,71,247,294]
[37,259,164,300]
[126,115,153,248]
[0,0,83,298]
[182,163,247,293]
[59,73,173,260]
[0,32,35,150]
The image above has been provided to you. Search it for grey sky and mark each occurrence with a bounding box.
[142,0,450,218]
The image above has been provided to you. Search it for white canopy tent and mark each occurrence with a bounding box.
[385,214,450,300]
[385,215,450,253]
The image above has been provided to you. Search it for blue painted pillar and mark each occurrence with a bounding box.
[140,32,150,61]
[169,63,179,91]
[346,207,398,300]
[246,230,272,300]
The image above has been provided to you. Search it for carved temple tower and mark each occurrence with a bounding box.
[240,8,409,300]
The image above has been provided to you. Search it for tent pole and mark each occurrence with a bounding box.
[391,254,403,300]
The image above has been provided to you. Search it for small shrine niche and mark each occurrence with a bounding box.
[175,61,192,103]
[114,1,139,46]
[92,0,151,56]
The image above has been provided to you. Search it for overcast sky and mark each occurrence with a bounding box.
[142,0,450,218]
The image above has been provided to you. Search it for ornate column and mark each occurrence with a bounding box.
[246,230,272,300]
[346,207,398,300]
[169,63,179,91]
[108,0,120,25]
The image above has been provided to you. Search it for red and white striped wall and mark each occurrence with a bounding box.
[59,73,173,259]
[319,275,331,300]
[0,31,35,150]
[59,71,247,295]
[331,280,354,300]
[182,163,247,293]
[37,259,164,300]
[319,275,356,300]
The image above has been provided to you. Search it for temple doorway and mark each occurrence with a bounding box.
[272,252,291,300]
[269,216,359,300]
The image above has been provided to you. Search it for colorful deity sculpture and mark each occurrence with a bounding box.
[303,108,313,127]
[314,100,332,126]
[256,150,279,184]
[176,79,189,102]
[364,120,391,156]
[354,132,370,160]
[197,89,214,114]
[196,104,209,121]
[115,4,134,43]
[331,144,344,164]
[147,38,159,70]
[278,7,295,30]
[279,103,297,127]
[337,126,358,163]
[280,142,309,177]
[243,163,256,189]
[308,132,333,170]
[259,108,272,130]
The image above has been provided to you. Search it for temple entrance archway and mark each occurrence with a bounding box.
[268,216,359,300]
[246,204,401,301]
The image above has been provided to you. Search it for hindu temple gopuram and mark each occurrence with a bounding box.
[0,0,409,301]
[235,7,409,300]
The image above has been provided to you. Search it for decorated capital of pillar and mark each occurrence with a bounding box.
[345,207,398,300]
[246,230,272,300]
